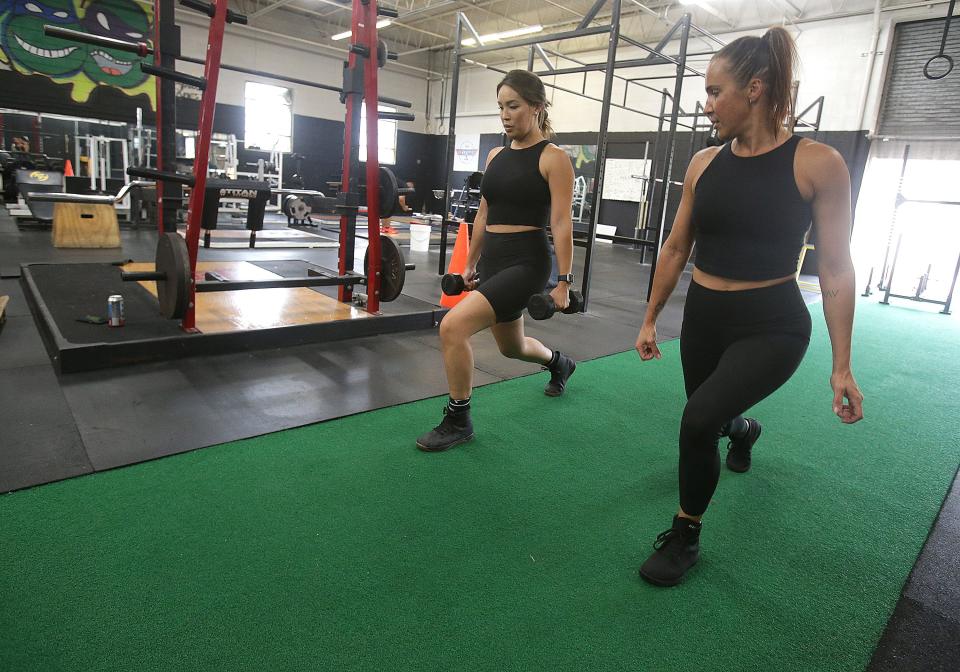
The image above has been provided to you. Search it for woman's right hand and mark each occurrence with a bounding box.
[635,323,661,361]
[462,265,479,290]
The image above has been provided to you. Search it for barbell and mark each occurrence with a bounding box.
[281,166,412,221]
[123,232,412,319]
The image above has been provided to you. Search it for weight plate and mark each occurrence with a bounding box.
[155,232,191,319]
[377,39,388,68]
[364,234,405,302]
[378,166,399,218]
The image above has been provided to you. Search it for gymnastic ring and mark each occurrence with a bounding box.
[923,53,954,80]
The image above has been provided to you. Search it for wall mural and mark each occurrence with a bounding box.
[561,144,597,172]
[0,0,155,107]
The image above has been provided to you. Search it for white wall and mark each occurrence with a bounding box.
[176,11,430,134]
[437,4,951,136]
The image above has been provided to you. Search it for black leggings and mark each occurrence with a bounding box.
[477,229,552,323]
[678,280,812,516]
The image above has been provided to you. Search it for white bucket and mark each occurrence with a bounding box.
[409,223,432,252]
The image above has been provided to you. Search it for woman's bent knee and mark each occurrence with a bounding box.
[679,406,723,446]
[439,314,465,342]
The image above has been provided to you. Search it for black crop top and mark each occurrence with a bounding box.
[480,139,552,228]
[691,135,813,281]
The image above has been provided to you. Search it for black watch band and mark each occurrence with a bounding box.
[557,274,574,283]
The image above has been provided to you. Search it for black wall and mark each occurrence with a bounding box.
[0,112,127,160]
[161,98,446,202]
[0,70,155,126]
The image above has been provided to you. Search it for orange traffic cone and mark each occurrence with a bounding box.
[440,222,471,309]
[63,159,74,177]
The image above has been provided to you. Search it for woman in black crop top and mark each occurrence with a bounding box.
[415,70,577,453]
[634,28,864,586]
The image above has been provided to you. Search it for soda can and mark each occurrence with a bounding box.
[107,294,125,327]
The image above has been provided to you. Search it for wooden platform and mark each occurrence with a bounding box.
[121,260,370,333]
[52,202,120,248]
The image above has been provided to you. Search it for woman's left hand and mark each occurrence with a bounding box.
[830,368,864,424]
[550,284,570,311]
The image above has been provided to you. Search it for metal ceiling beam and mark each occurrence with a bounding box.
[175,7,447,78]
[460,12,484,44]
[399,2,691,59]
[253,0,458,44]
[460,24,612,56]
[542,0,592,20]
[578,0,610,30]
[249,0,301,20]
[534,43,554,70]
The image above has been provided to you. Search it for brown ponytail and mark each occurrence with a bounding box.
[497,69,554,138]
[538,107,554,138]
[715,26,799,135]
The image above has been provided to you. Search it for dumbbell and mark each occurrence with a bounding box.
[441,273,474,296]
[527,290,584,320]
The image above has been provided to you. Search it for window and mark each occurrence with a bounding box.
[359,105,397,165]
[244,82,292,152]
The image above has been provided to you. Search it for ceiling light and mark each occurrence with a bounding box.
[462,24,543,47]
[331,19,392,41]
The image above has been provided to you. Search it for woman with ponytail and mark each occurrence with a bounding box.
[635,27,864,585]
[416,70,577,452]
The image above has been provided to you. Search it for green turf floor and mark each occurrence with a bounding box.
[2,299,958,671]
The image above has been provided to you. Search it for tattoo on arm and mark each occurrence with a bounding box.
[823,288,841,298]
[652,301,666,318]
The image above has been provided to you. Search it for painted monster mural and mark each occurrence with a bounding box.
[0,0,155,106]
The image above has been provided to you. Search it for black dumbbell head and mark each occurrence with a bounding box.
[528,290,583,319]
[441,273,466,296]
[527,292,555,320]
[564,291,584,314]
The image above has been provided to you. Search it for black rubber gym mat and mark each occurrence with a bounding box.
[61,329,493,472]
[0,364,92,492]
[869,594,960,672]
[0,278,29,317]
[0,315,51,370]
[25,263,183,343]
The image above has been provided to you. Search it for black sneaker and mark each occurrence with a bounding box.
[639,516,702,587]
[415,408,475,452]
[726,418,762,473]
[544,352,576,397]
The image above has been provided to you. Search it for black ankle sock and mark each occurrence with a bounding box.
[547,350,560,368]
[447,396,471,414]
[724,416,750,439]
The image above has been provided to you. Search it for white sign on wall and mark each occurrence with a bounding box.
[454,134,481,171]
[601,158,651,202]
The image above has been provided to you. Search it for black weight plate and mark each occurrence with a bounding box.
[364,234,406,302]
[155,232,191,319]
[378,166,399,218]
[282,194,298,217]
[378,39,388,68]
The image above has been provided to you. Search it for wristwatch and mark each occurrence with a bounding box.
[557,273,575,284]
